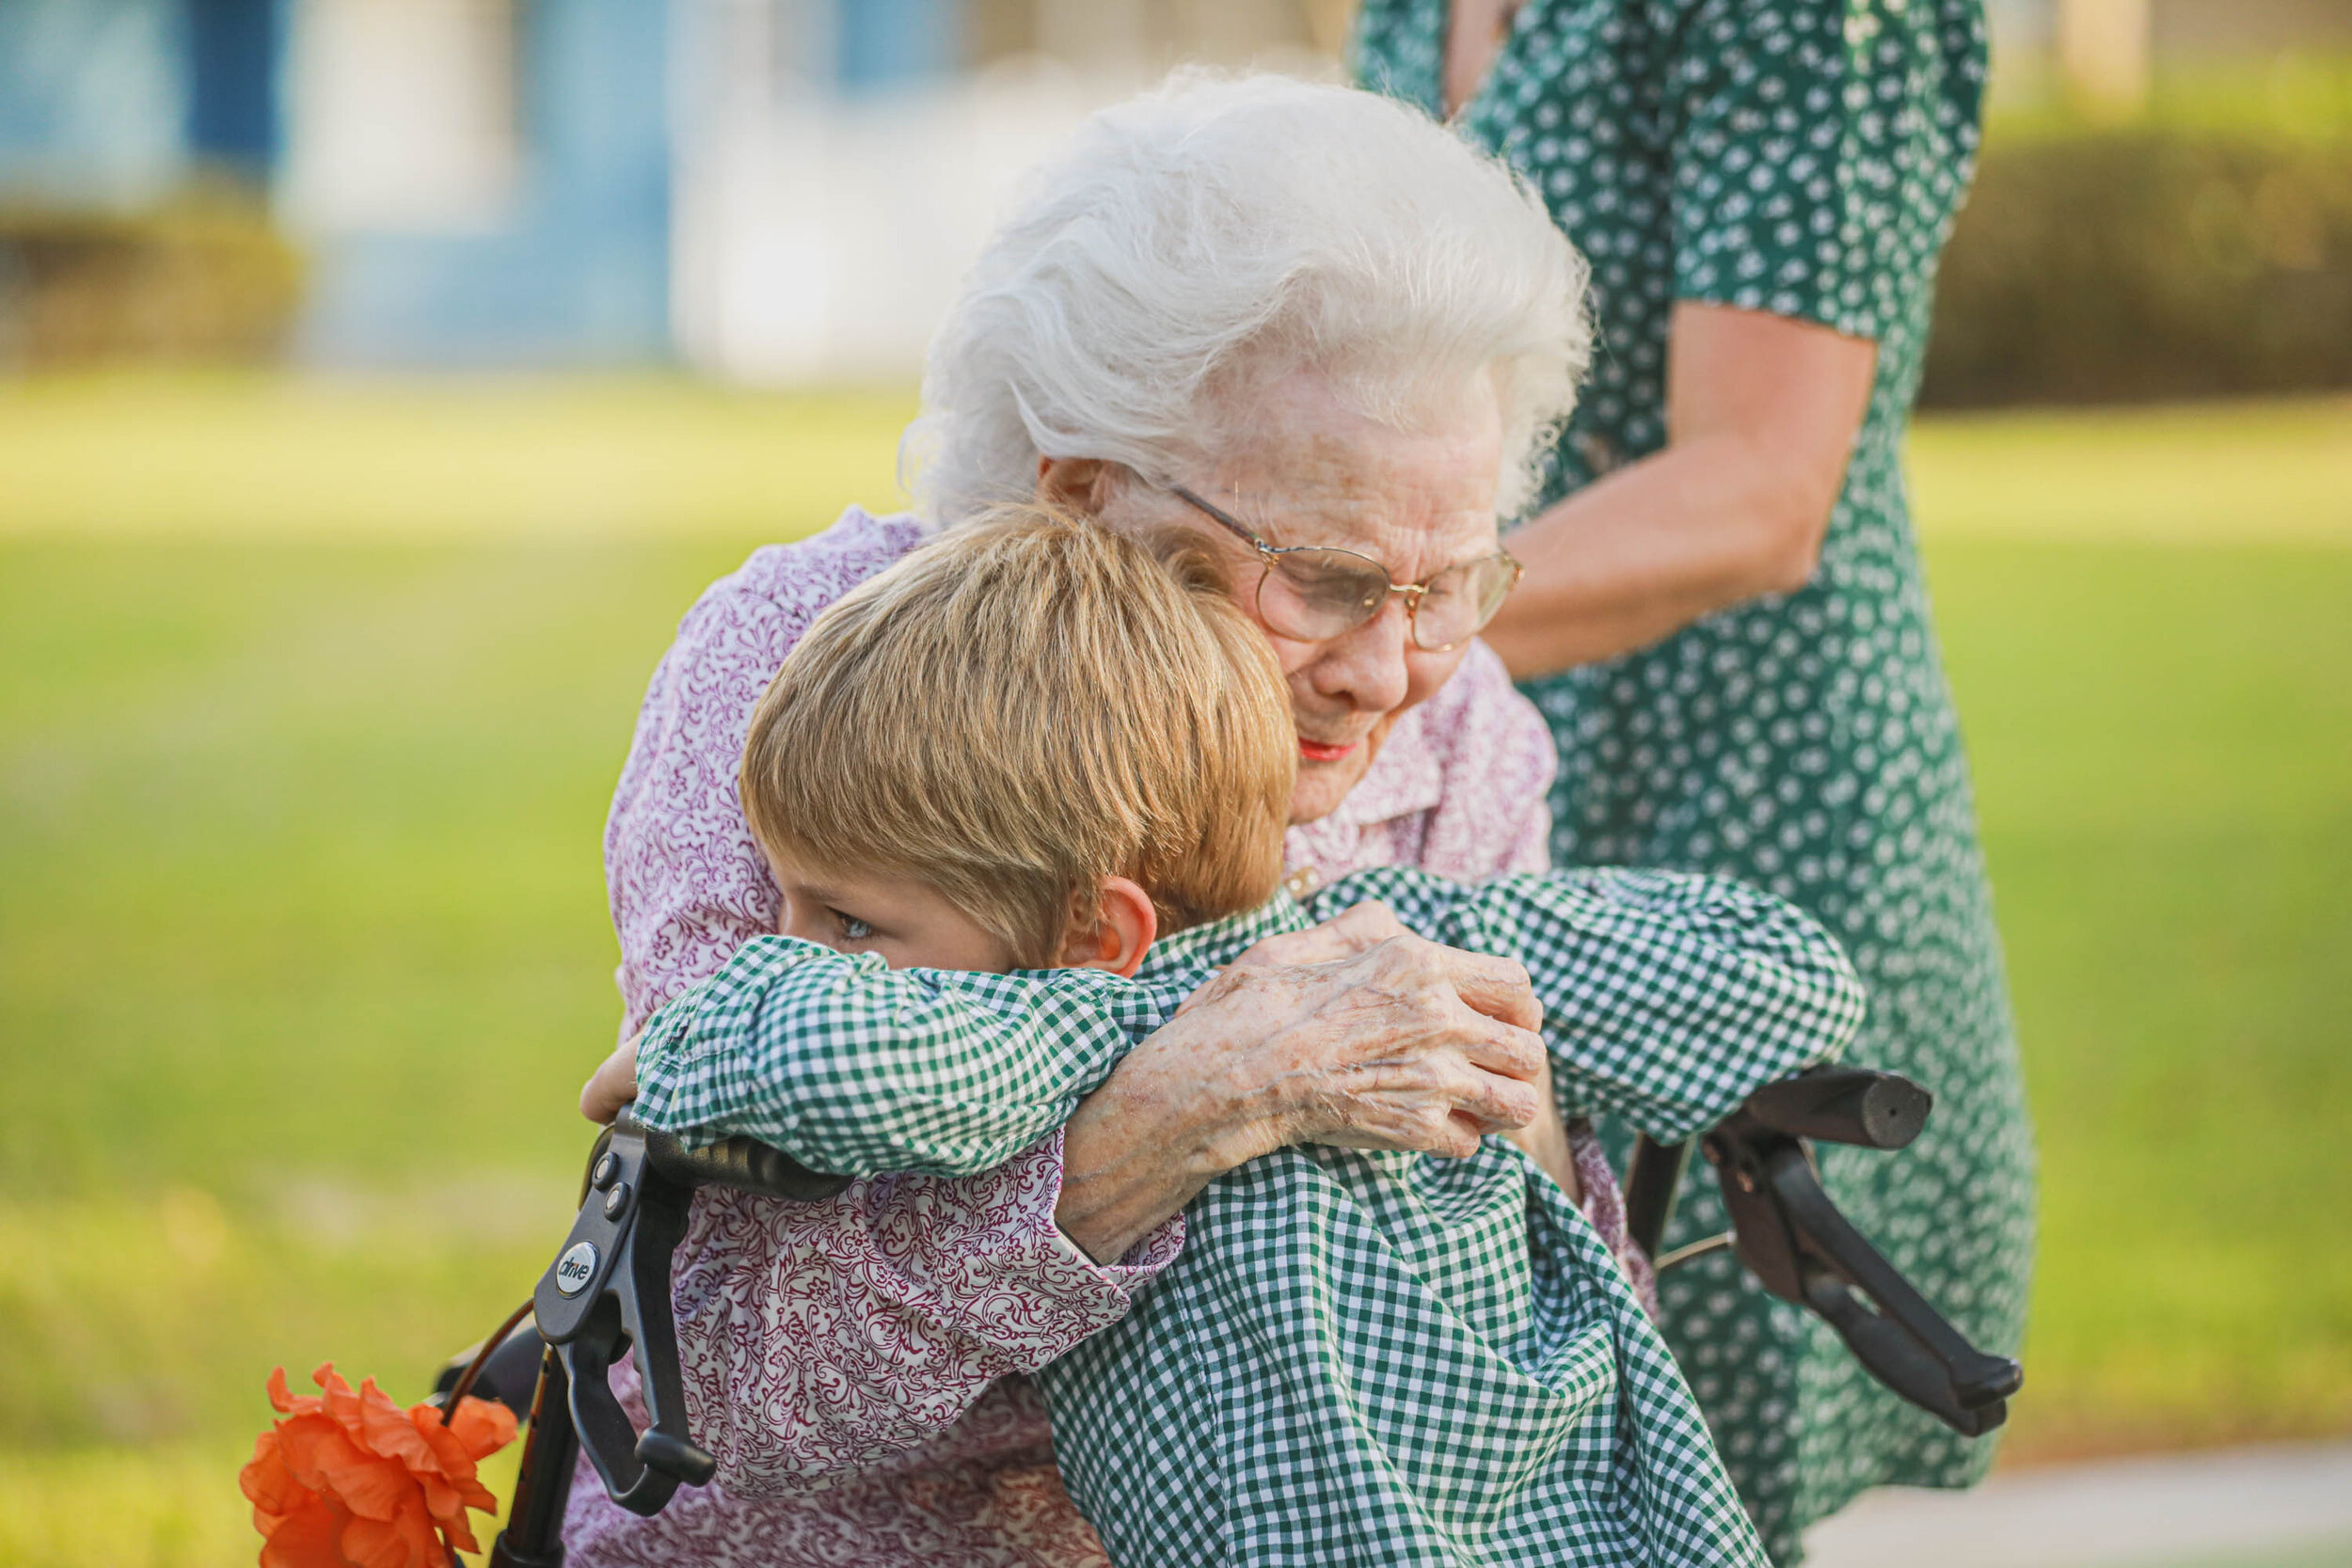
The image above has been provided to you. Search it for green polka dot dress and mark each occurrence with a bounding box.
[1356,2,2036,1560]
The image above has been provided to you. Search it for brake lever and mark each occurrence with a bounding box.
[1704,1117,2023,1435]
[530,1114,715,1516]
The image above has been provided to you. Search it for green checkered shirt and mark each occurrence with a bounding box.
[633,865,1865,1566]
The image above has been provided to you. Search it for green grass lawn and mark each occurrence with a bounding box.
[1,378,2346,1565]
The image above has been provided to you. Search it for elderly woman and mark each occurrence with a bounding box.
[1354,0,2038,1559]
[567,77,1629,1566]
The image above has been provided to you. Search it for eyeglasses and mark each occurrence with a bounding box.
[1168,485,1523,654]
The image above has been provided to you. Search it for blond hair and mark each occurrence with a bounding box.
[739,507,1295,967]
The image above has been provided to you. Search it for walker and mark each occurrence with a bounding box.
[433,1066,2023,1565]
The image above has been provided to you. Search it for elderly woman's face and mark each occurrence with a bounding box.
[1075,371,1507,828]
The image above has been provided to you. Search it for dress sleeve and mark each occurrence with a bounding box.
[604,572,797,1037]
[631,936,1157,1177]
[1669,0,1987,340]
[1332,864,1867,1143]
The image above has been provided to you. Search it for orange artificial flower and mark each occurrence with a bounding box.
[240,1362,518,1568]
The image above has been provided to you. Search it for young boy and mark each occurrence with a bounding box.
[602,508,1864,1568]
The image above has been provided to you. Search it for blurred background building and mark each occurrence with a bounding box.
[0,0,1343,376]
[0,0,2345,384]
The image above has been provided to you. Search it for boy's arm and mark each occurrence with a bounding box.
[1329,865,1867,1144]
[631,935,1159,1178]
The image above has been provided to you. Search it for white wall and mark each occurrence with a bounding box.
[667,0,1333,384]
[279,0,521,235]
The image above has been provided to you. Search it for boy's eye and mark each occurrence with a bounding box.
[834,911,875,942]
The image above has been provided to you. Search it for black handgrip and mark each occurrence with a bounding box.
[641,1126,853,1202]
[1800,1268,2007,1438]
[1758,1142,2022,1407]
[636,1430,719,1487]
[1740,1067,1931,1150]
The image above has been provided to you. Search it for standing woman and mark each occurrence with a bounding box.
[1354,0,2034,1560]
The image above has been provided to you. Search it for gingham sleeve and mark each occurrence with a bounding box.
[1325,865,1867,1143]
[631,936,1161,1176]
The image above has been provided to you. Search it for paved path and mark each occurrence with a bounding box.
[1804,1442,2352,1568]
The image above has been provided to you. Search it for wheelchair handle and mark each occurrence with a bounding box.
[639,1122,854,1203]
[1621,1065,2024,1438]
[1737,1066,1931,1150]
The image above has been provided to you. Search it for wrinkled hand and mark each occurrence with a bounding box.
[1213,898,1412,975]
[1194,931,1545,1160]
[580,1035,641,1125]
[1057,930,1546,1259]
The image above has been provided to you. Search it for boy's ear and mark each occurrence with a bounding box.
[1059,877,1158,978]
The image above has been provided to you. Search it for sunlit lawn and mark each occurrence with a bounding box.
[1,377,2347,1565]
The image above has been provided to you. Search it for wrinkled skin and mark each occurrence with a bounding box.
[1056,905,1559,1259]
[1045,369,1506,827]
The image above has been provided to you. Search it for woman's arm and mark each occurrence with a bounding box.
[607,540,892,1036]
[1480,303,1877,680]
[665,1142,1182,1497]
[1056,933,1548,1258]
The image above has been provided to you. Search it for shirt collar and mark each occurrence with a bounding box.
[1136,888,1311,983]
[1322,705,1444,832]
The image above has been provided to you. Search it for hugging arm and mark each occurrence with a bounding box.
[1330,866,1869,1144]
[629,936,1151,1177]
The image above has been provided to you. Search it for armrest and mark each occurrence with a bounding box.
[1622,1067,2024,1437]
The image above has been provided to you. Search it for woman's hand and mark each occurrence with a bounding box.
[1215,898,1412,973]
[1230,902,1581,1201]
[1056,930,1546,1260]
[580,1035,641,1125]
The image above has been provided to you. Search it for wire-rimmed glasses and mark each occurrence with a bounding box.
[1168,485,1523,654]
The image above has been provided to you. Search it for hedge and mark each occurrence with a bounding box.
[1,130,2346,404]
[0,195,302,368]
[1922,128,2352,407]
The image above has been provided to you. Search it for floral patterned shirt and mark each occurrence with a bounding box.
[569,506,1571,1567]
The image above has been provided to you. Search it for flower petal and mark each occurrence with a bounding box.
[416,1472,461,1524]
[322,1454,420,1524]
[240,1430,315,1524]
[354,1384,437,1475]
[314,1365,371,1444]
[440,1508,484,1557]
[276,1414,365,1493]
[445,1396,518,1462]
[259,1495,354,1568]
[337,1511,421,1568]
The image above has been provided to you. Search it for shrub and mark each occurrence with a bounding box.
[0,193,304,368]
[1923,128,2352,406]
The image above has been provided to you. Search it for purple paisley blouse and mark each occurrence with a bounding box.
[566,507,1593,1567]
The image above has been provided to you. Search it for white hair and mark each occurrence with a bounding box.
[901,71,1592,527]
